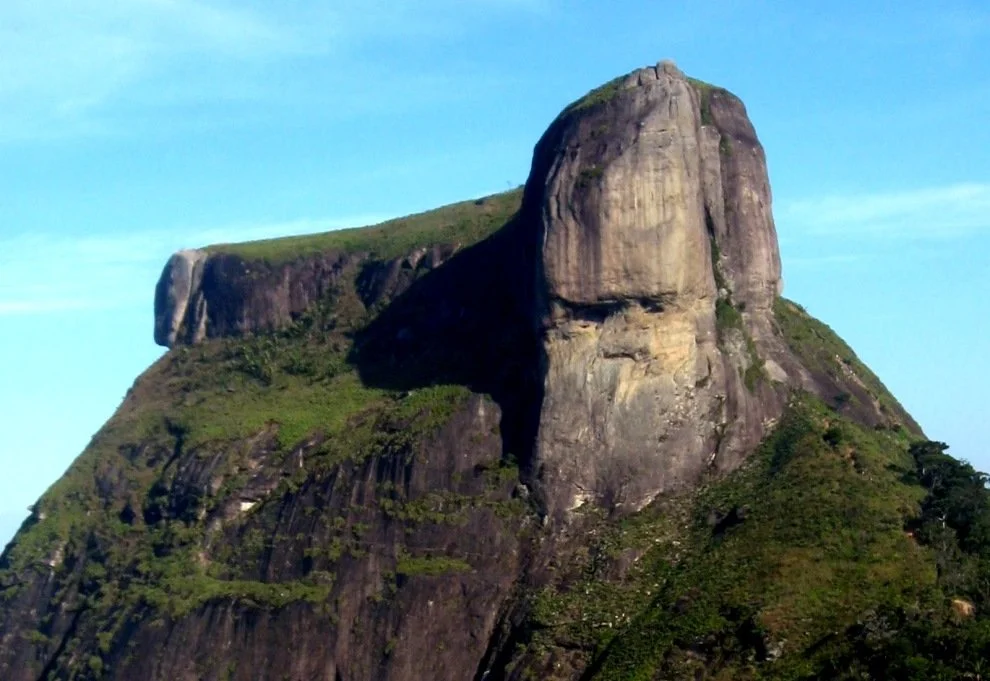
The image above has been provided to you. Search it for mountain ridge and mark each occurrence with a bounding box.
[1,60,981,681]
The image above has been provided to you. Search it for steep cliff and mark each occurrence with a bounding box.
[2,61,974,681]
[526,61,788,518]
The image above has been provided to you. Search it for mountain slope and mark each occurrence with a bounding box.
[1,61,983,681]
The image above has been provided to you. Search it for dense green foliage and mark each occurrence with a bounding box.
[510,396,990,680]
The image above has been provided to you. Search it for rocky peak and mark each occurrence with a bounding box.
[148,61,875,521]
[521,61,790,518]
[525,59,780,314]
[153,249,207,347]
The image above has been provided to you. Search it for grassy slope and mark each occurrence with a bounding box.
[513,395,930,679]
[515,388,990,680]
[774,298,918,431]
[205,189,522,263]
[591,400,930,680]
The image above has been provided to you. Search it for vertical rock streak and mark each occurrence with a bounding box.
[525,62,784,517]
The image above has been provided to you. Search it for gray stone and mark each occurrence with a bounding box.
[153,249,207,347]
[521,63,786,518]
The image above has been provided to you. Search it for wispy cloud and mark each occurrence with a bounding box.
[778,182,990,239]
[0,214,389,316]
[0,0,303,141]
[0,0,551,143]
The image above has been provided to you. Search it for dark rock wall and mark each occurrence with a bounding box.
[103,396,527,681]
[154,246,458,348]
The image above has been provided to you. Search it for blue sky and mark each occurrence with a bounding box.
[1,0,988,548]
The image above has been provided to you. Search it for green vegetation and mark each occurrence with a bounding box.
[577,165,605,189]
[715,297,742,331]
[708,233,728,289]
[0,225,488,662]
[396,549,472,577]
[774,297,913,425]
[742,332,766,392]
[687,77,732,127]
[720,134,733,157]
[137,573,332,618]
[689,78,716,125]
[505,389,990,680]
[566,75,627,113]
[509,396,987,679]
[590,400,925,679]
[205,188,522,264]
[2,167,979,680]
[708,243,764,392]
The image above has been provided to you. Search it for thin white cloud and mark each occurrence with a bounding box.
[778,182,990,239]
[0,1,552,143]
[0,0,302,141]
[0,214,390,316]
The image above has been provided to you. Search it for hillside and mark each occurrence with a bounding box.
[2,60,986,681]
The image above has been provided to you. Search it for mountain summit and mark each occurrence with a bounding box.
[3,61,984,681]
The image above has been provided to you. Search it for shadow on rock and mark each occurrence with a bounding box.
[348,215,546,475]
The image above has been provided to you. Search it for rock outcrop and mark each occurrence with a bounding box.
[154,249,208,347]
[524,61,785,517]
[147,62,908,523]
[153,246,458,347]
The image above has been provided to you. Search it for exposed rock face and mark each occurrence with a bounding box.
[523,61,785,517]
[107,395,526,681]
[153,245,459,348]
[153,249,207,346]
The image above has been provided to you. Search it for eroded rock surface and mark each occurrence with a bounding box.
[153,249,208,346]
[153,246,459,348]
[523,61,785,517]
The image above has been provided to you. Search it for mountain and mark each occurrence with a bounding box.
[2,60,987,681]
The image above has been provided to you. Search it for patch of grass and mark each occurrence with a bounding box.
[204,189,522,264]
[0,306,478,641]
[380,492,474,526]
[503,394,950,679]
[565,76,627,113]
[708,234,728,291]
[719,135,733,156]
[395,549,472,577]
[687,77,731,127]
[576,165,605,189]
[136,573,332,618]
[742,333,765,392]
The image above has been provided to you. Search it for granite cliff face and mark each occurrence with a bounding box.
[154,244,458,347]
[0,62,926,681]
[524,61,787,518]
